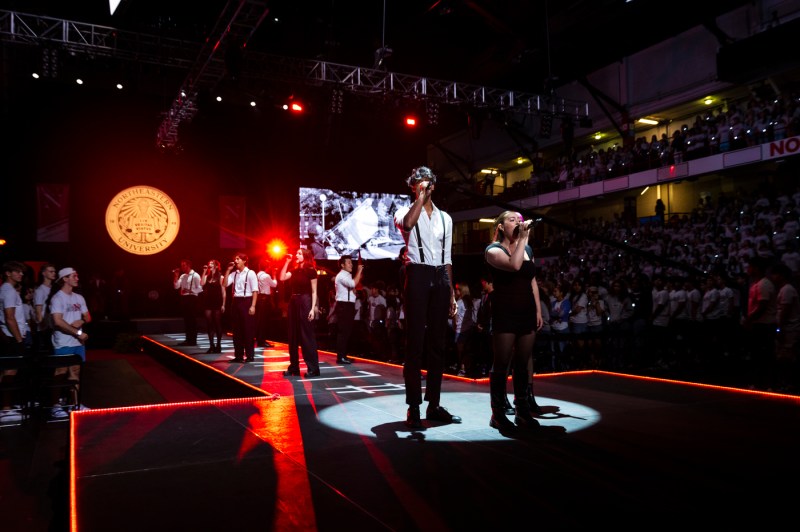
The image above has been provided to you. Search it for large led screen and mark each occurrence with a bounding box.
[299,188,412,261]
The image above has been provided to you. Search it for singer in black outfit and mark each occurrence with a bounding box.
[279,248,321,378]
[393,166,461,428]
[484,210,543,431]
[224,252,258,362]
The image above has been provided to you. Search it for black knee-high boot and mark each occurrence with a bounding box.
[514,397,540,428]
[206,334,215,354]
[489,373,515,431]
[513,371,539,428]
[526,382,543,415]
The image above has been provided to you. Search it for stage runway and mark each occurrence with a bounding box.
[70,333,800,530]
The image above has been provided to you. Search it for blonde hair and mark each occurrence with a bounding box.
[492,210,521,242]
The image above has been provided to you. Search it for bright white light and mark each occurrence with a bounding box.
[115,83,123,90]
[215,96,222,102]
[249,101,256,107]
[109,0,122,15]
[32,73,40,79]
[76,78,84,85]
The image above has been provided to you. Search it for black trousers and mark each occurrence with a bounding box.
[403,264,450,407]
[255,294,273,343]
[334,301,356,359]
[232,297,256,358]
[179,295,198,343]
[287,294,319,372]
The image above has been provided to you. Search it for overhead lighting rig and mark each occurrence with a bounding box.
[0,7,590,152]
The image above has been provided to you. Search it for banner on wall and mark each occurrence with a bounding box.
[220,196,246,249]
[36,184,70,242]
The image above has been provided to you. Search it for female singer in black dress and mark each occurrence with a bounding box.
[279,248,321,377]
[201,259,226,353]
[484,211,543,431]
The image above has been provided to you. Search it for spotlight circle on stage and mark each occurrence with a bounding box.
[317,391,599,440]
[105,185,180,255]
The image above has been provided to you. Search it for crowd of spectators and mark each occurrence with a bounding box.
[511,89,800,199]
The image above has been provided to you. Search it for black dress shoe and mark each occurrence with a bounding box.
[304,369,321,378]
[231,357,245,363]
[490,411,516,431]
[426,405,462,424]
[406,405,422,429]
[337,357,352,365]
[244,356,255,362]
[283,368,301,376]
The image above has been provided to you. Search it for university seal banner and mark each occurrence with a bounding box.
[105,185,180,255]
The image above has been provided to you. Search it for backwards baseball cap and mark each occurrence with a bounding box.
[405,166,437,187]
[58,267,76,279]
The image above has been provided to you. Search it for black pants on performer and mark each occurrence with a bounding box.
[335,301,356,360]
[255,294,273,343]
[287,294,319,373]
[180,295,198,344]
[232,297,256,359]
[403,264,450,407]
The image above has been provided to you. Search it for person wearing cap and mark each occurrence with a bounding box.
[393,165,461,428]
[48,267,92,419]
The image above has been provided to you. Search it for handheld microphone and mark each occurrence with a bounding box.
[228,262,235,268]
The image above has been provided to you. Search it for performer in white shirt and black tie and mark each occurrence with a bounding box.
[224,252,258,362]
[333,255,364,365]
[173,259,202,346]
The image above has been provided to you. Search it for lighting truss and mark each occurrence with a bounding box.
[0,7,589,151]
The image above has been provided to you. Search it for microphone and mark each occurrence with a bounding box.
[228,262,235,268]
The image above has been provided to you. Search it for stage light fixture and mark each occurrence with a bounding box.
[266,238,288,260]
[426,101,439,126]
[282,95,305,113]
[404,115,418,127]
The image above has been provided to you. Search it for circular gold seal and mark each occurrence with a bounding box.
[105,185,180,255]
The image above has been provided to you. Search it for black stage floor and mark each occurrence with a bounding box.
[70,334,800,531]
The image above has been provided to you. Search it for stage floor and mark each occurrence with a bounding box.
[70,333,800,530]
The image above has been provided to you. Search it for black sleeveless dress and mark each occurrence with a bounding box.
[484,243,537,334]
[203,276,224,310]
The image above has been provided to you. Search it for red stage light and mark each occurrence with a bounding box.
[266,238,288,260]
[404,116,417,127]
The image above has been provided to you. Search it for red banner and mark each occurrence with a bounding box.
[37,184,69,242]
